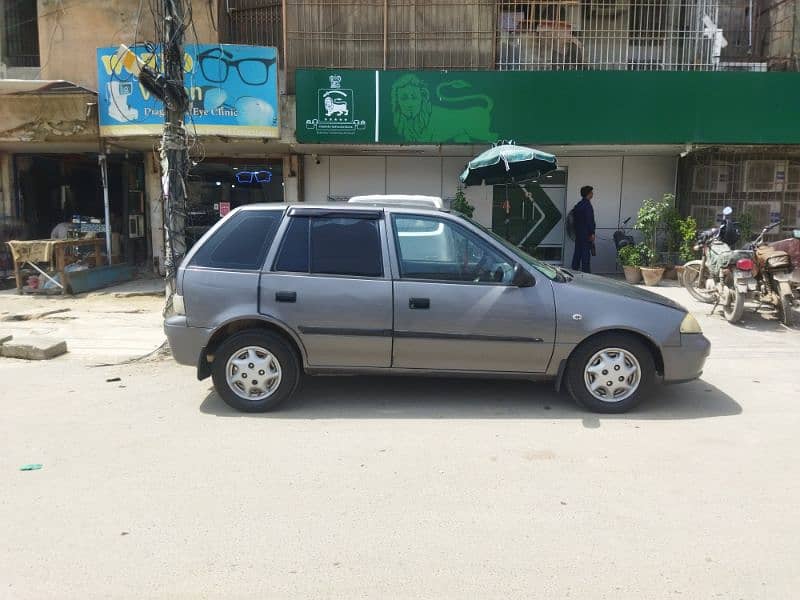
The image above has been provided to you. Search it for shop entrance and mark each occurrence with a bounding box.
[491,169,567,263]
[14,153,148,264]
[186,159,283,248]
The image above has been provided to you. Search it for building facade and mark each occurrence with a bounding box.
[1,0,799,277]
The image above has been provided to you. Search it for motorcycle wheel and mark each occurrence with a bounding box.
[682,260,715,304]
[777,281,794,326]
[723,287,745,323]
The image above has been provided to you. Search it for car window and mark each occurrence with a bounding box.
[189,210,281,270]
[274,215,383,277]
[392,215,514,284]
[311,217,382,277]
[274,216,310,272]
[464,216,559,281]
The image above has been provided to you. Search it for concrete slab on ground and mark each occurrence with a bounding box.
[86,277,165,298]
[0,307,71,322]
[0,336,67,360]
[0,287,164,363]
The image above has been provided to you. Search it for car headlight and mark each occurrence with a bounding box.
[680,312,702,334]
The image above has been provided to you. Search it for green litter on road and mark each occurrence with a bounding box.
[19,464,43,471]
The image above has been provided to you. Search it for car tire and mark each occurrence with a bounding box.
[565,333,655,414]
[211,330,301,412]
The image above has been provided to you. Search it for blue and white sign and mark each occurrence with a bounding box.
[97,44,279,138]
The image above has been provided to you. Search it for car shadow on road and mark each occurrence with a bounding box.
[199,376,741,423]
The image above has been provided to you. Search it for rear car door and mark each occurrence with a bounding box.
[259,208,394,368]
[389,212,556,373]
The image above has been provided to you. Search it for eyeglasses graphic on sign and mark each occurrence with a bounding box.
[198,47,276,86]
[235,170,272,184]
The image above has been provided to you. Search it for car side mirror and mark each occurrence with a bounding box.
[511,263,535,287]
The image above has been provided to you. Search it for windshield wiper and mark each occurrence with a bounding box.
[555,266,573,281]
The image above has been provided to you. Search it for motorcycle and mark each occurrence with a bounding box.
[768,228,800,297]
[746,221,797,326]
[613,217,635,251]
[682,206,757,323]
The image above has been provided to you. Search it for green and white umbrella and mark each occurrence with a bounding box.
[459,141,557,187]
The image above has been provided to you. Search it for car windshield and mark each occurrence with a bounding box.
[462,215,560,281]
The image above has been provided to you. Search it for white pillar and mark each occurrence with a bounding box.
[144,152,165,275]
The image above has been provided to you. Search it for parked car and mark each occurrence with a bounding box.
[165,198,710,414]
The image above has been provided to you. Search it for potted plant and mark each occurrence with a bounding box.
[450,186,475,218]
[618,243,644,284]
[676,215,697,283]
[635,196,672,287]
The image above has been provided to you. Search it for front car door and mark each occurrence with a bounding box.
[389,212,556,373]
[259,208,393,368]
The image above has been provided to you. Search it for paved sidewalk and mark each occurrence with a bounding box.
[0,279,166,364]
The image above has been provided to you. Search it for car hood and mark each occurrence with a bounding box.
[559,271,686,311]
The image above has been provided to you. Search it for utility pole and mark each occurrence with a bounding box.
[160,0,189,299]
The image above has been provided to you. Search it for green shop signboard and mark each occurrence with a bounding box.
[296,69,800,145]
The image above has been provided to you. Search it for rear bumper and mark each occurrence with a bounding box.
[164,316,211,367]
[661,333,711,383]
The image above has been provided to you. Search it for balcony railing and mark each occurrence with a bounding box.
[221,0,797,90]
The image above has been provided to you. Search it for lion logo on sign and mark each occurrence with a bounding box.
[324,93,349,117]
[390,74,496,143]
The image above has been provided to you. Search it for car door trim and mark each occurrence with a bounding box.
[393,330,544,343]
[298,326,393,337]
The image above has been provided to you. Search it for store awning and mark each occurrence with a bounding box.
[0,79,96,96]
[0,79,99,149]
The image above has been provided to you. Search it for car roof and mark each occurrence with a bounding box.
[348,194,444,209]
[237,202,449,216]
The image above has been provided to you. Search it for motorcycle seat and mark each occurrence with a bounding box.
[756,245,791,270]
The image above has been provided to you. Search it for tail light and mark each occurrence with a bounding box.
[736,258,754,271]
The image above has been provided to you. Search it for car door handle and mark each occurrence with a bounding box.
[275,291,297,303]
[409,297,430,309]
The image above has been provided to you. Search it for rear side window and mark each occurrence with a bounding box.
[274,216,310,272]
[190,210,280,270]
[274,215,382,277]
[311,217,382,277]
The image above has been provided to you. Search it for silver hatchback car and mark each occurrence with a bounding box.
[165,201,710,413]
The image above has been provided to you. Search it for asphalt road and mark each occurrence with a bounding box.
[1,286,799,599]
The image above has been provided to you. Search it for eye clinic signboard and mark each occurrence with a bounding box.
[96,44,279,138]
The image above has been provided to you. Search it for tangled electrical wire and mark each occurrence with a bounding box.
[143,0,208,310]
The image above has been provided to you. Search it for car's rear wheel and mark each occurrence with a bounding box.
[212,330,300,412]
[565,333,655,413]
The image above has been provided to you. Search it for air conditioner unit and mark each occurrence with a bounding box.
[690,205,724,228]
[743,201,781,228]
[692,165,729,193]
[128,213,145,239]
[718,61,768,72]
[743,160,786,192]
[787,162,800,191]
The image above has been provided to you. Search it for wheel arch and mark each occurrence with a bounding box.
[198,316,307,380]
[555,328,664,391]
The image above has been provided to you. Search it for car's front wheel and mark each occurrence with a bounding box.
[211,330,300,412]
[565,333,655,413]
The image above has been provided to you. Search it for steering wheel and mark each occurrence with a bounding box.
[472,254,491,283]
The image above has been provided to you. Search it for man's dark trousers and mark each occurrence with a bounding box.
[572,242,591,272]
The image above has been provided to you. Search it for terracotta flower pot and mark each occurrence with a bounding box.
[674,265,685,284]
[640,266,665,287]
[623,265,642,284]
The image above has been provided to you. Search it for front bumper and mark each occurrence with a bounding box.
[164,316,211,366]
[661,333,711,383]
